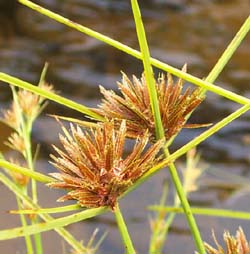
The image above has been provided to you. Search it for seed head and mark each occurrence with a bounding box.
[94,72,205,142]
[1,102,20,129]
[49,120,164,209]
[17,82,54,119]
[204,227,250,254]
[5,132,25,154]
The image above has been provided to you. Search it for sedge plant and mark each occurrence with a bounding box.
[0,0,249,254]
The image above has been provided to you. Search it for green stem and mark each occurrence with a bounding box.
[0,159,53,183]
[165,150,206,254]
[131,0,164,140]
[10,86,43,253]
[160,15,250,247]
[0,172,94,252]
[125,103,250,199]
[16,195,33,254]
[149,206,250,220]
[114,203,136,254]
[11,204,81,214]
[204,16,250,86]
[131,0,205,252]
[16,0,250,105]
[23,123,43,254]
[24,121,38,202]
[144,103,250,182]
[0,73,103,121]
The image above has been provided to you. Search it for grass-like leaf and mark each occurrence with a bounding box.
[16,1,250,106]
[128,103,250,194]
[0,172,92,252]
[148,206,250,220]
[0,159,53,183]
[131,0,164,140]
[131,1,205,253]
[10,204,81,215]
[0,207,107,241]
[0,73,103,121]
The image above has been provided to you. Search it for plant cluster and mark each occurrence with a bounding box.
[0,0,249,254]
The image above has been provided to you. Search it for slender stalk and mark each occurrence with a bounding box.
[154,15,250,251]
[0,159,53,183]
[7,88,34,253]
[0,206,107,240]
[16,0,250,105]
[23,128,43,254]
[0,172,102,252]
[125,103,250,197]
[166,152,206,253]
[131,0,164,140]
[10,86,42,253]
[11,85,43,253]
[204,16,250,85]
[143,103,250,182]
[114,203,136,254]
[16,195,33,254]
[11,204,81,214]
[0,73,103,121]
[149,206,250,220]
[24,121,37,202]
[24,122,43,253]
[23,121,43,254]
[131,0,205,252]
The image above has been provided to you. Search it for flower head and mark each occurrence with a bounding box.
[204,227,250,254]
[17,82,54,119]
[49,120,163,209]
[1,82,55,127]
[1,102,20,129]
[5,132,25,154]
[94,72,205,142]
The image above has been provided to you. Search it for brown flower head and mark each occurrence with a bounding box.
[94,71,205,142]
[204,227,250,254]
[49,120,164,209]
[1,102,20,129]
[18,82,54,119]
[1,82,55,128]
[5,132,25,154]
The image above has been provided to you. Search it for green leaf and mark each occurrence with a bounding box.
[148,206,250,220]
[16,1,250,106]
[0,207,107,240]
[10,204,81,214]
[0,72,103,121]
[0,172,87,251]
[0,159,53,183]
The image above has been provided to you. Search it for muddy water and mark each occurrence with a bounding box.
[0,1,250,253]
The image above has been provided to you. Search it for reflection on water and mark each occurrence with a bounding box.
[0,0,249,253]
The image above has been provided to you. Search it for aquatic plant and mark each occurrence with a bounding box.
[0,0,249,254]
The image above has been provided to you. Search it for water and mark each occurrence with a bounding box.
[0,0,249,253]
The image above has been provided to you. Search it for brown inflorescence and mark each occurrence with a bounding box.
[94,72,205,142]
[49,120,164,209]
[204,227,250,254]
